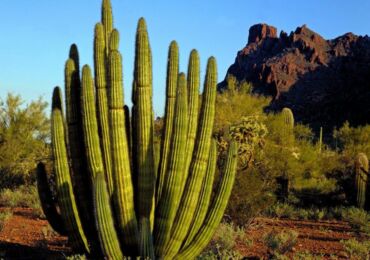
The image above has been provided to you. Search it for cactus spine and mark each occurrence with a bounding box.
[355,153,369,209]
[39,0,238,258]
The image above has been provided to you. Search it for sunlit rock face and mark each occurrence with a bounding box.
[220,23,370,130]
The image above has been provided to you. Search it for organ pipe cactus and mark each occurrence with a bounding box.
[355,153,369,209]
[37,0,238,258]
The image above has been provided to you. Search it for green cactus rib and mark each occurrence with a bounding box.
[132,17,155,219]
[183,140,217,247]
[51,87,89,253]
[93,172,124,259]
[163,57,217,258]
[94,23,114,194]
[81,65,105,180]
[108,49,139,253]
[102,0,113,56]
[355,153,368,209]
[156,41,179,205]
[154,72,189,257]
[36,162,67,236]
[176,141,238,259]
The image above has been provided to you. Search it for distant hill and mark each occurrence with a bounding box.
[220,23,370,132]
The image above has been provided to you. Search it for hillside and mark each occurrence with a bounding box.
[220,23,370,132]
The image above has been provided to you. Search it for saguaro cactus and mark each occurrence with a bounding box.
[277,107,295,200]
[37,0,238,258]
[355,153,369,209]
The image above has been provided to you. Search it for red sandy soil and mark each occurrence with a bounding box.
[0,207,69,259]
[237,217,368,259]
[0,208,367,259]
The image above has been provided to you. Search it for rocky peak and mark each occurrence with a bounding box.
[248,23,277,44]
[221,23,370,130]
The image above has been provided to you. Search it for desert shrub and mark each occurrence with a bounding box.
[0,185,43,218]
[340,239,370,259]
[263,229,298,256]
[333,122,370,157]
[340,207,370,235]
[198,222,251,259]
[214,90,276,224]
[265,203,296,219]
[0,94,50,189]
[0,210,12,231]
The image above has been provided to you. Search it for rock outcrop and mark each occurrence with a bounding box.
[221,23,370,131]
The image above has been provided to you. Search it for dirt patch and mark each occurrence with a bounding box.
[0,207,69,259]
[0,208,367,259]
[237,217,367,259]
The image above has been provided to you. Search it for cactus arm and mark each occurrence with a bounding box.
[163,57,217,258]
[182,140,217,247]
[132,18,155,220]
[154,73,188,257]
[176,142,238,259]
[108,49,139,253]
[36,162,67,236]
[51,87,90,253]
[156,41,179,204]
[185,49,200,171]
[65,45,95,240]
[93,172,124,259]
[109,29,120,51]
[102,0,113,56]
[81,65,105,180]
[93,23,114,194]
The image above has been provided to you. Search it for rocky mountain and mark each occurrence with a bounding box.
[220,23,370,131]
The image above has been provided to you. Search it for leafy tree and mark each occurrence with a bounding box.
[0,93,50,188]
[333,121,370,158]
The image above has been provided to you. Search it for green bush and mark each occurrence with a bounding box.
[0,185,43,218]
[340,239,370,259]
[266,203,296,219]
[340,207,370,235]
[0,94,50,189]
[198,222,251,259]
[263,229,298,256]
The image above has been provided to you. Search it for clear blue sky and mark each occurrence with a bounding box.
[0,0,369,116]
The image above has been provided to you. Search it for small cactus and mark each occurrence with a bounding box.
[355,153,369,209]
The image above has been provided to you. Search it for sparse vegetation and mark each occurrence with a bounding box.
[263,229,298,257]
[0,185,43,218]
[198,222,252,259]
[340,239,370,259]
